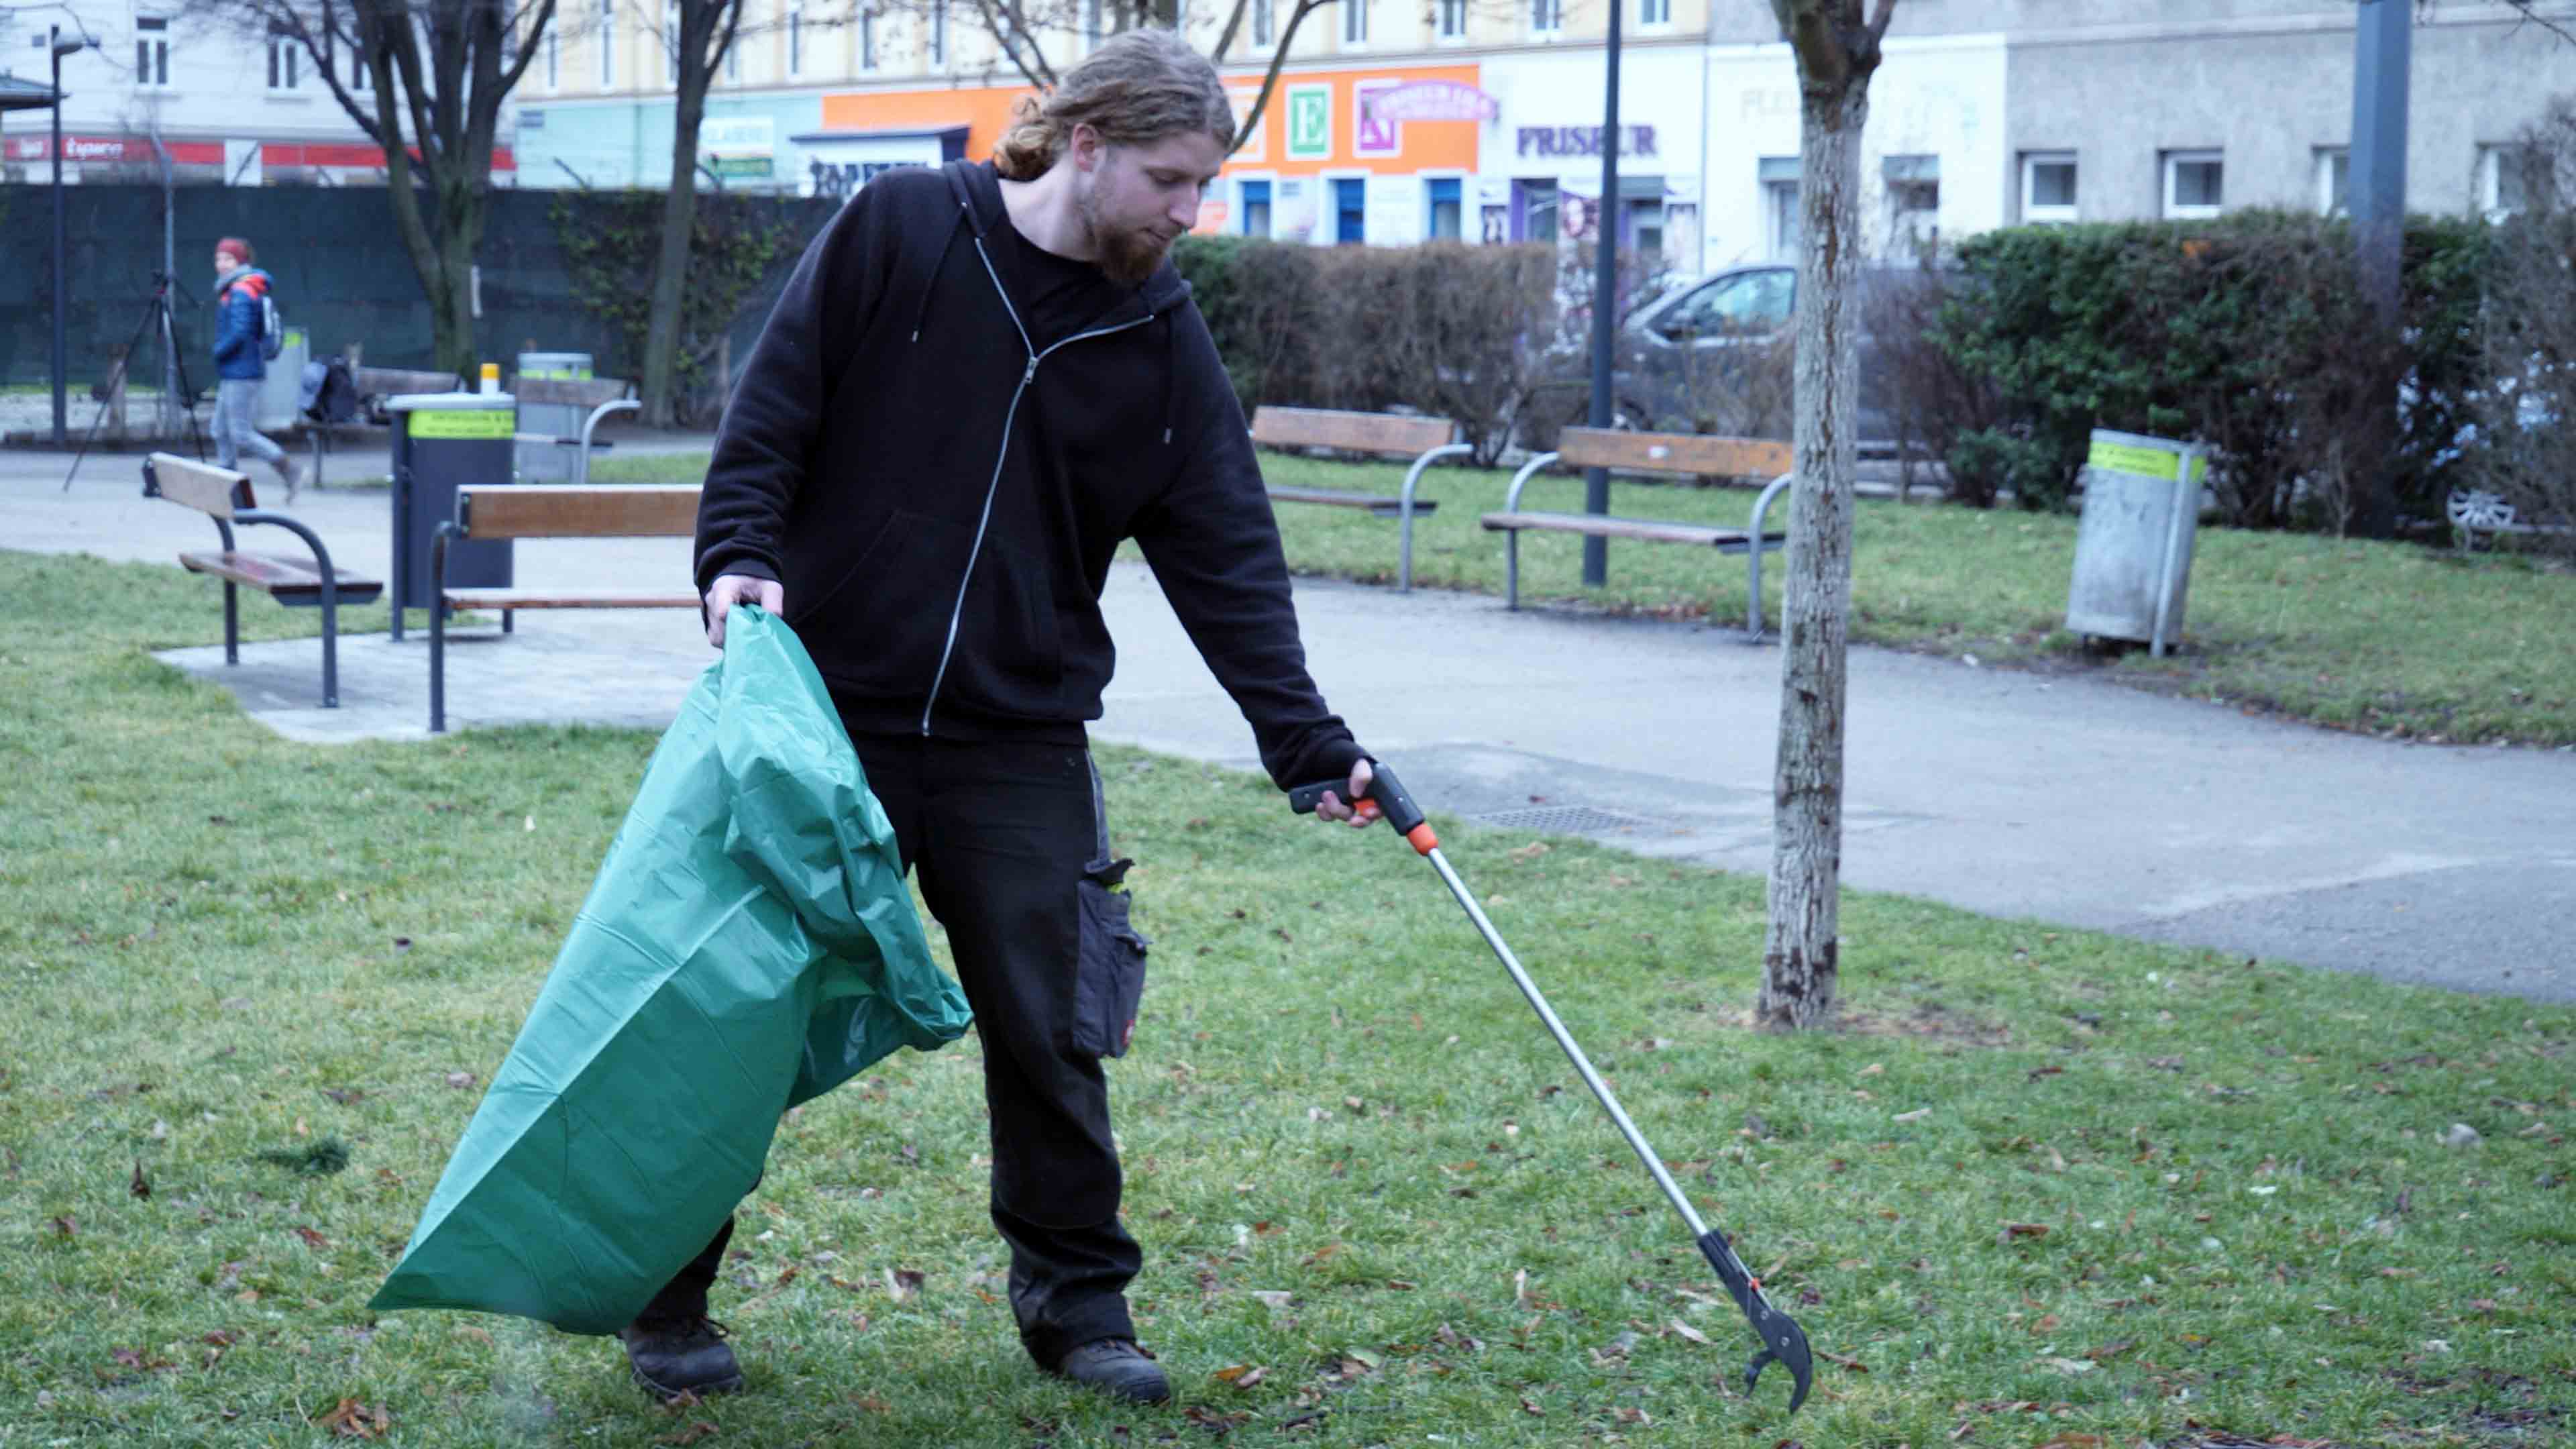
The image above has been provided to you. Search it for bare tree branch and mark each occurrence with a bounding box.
[1228,0,1332,157]
[1209,0,1246,62]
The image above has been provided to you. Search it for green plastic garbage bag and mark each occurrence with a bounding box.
[368,606,971,1334]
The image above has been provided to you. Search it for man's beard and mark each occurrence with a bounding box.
[1079,183,1171,286]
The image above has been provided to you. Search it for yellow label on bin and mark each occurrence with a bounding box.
[2088,439,2184,480]
[408,408,515,440]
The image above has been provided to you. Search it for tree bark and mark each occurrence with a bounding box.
[1759,0,1890,1032]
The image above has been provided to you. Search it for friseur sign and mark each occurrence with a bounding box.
[1515,125,1658,159]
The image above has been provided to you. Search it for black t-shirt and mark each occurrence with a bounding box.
[1002,225,1131,351]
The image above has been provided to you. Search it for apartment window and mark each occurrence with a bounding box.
[1531,0,1561,36]
[1342,0,1366,45]
[2481,144,2542,217]
[664,9,679,84]
[1438,0,1465,38]
[1241,179,1271,237]
[597,0,614,87]
[1760,156,1801,262]
[268,21,301,89]
[788,2,802,75]
[1250,0,1273,47]
[2315,146,2348,217]
[1427,177,1462,239]
[2021,151,2076,223]
[860,5,877,69]
[929,0,947,68]
[2162,150,2223,219]
[544,30,559,89]
[1639,0,1670,24]
[1883,153,1938,255]
[136,17,170,87]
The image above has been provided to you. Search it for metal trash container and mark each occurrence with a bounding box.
[256,327,311,433]
[515,352,593,483]
[388,391,515,642]
[2066,429,2205,657]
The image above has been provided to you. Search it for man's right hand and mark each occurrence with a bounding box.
[704,574,785,648]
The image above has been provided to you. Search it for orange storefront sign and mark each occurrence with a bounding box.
[818,60,1480,180]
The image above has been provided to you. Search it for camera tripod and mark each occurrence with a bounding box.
[62,270,209,491]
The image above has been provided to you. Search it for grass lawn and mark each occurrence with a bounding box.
[3,548,2571,1448]
[592,450,2576,749]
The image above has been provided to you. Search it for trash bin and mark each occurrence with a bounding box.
[515,352,593,483]
[2065,429,2205,657]
[256,327,311,433]
[388,391,516,642]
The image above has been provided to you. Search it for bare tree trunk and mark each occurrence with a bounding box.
[643,35,716,426]
[1760,0,1892,1031]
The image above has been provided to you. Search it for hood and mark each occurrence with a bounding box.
[217,267,271,302]
[940,160,1194,316]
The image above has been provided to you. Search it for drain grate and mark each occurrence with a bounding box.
[1474,804,1668,835]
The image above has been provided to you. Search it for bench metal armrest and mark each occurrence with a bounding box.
[574,398,642,488]
[1397,442,1475,593]
[1504,451,1562,513]
[1744,472,1796,643]
[235,506,351,708]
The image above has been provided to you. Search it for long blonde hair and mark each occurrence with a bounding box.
[992,29,1235,180]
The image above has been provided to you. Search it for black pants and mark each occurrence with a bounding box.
[639,732,1144,1368]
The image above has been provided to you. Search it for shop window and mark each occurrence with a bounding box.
[2022,151,2076,223]
[1518,179,1558,243]
[1428,178,1462,240]
[1334,177,1365,244]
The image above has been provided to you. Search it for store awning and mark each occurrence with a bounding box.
[0,73,66,113]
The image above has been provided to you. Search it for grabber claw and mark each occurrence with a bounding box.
[1292,759,1819,1417]
[1699,1228,1815,1413]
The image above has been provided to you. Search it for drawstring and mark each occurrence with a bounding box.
[912,205,971,343]
[1161,314,1177,446]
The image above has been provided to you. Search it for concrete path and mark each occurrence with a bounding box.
[9,446,2572,1003]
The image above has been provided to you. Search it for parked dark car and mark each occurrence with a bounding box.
[1538,262,1941,450]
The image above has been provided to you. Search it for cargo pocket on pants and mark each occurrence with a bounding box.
[1071,857,1150,1060]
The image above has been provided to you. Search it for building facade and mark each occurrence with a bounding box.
[0,1,514,186]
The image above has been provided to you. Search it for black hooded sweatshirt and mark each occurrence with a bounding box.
[694,160,1362,792]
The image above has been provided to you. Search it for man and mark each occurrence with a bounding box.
[209,238,301,498]
[663,29,1379,1408]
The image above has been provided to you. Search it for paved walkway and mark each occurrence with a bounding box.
[10,445,2573,1004]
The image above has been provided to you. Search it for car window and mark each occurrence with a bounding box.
[1657,270,1795,339]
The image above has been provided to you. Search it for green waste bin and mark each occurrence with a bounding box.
[388,392,516,641]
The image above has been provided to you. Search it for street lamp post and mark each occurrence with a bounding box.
[50,27,88,448]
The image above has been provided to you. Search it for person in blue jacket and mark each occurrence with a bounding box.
[211,237,302,498]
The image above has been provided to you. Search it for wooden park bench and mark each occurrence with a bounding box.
[1486,429,1797,640]
[1248,406,1470,590]
[142,452,384,708]
[427,484,701,733]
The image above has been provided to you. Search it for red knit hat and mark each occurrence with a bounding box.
[216,237,255,266]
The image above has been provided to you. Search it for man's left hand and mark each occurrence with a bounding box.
[1313,757,1378,828]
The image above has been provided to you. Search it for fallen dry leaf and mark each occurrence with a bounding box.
[850,1394,892,1413]
[885,1267,925,1300]
[658,1419,718,1445]
[1998,1222,2051,1244]
[444,1072,476,1089]
[314,1397,391,1439]
[1668,1318,1711,1346]
[294,1226,331,1250]
[1894,1108,1931,1124]
[1212,1364,1267,1389]
[2033,1435,2104,1449]
[1817,1349,1869,1373]
[130,1161,151,1200]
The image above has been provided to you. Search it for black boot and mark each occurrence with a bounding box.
[1051,1338,1169,1405]
[618,1314,745,1401]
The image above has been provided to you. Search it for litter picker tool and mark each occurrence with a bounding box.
[1292,763,1814,1414]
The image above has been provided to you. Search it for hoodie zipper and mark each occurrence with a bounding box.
[918,235,1155,737]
